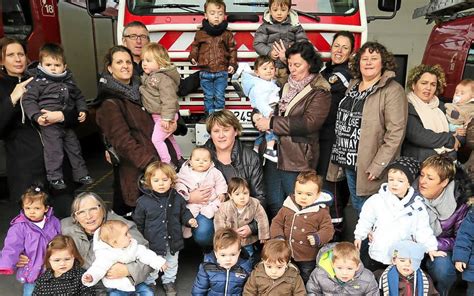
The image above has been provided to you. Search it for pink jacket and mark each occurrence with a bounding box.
[176,160,227,219]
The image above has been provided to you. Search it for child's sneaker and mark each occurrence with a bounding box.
[77,175,94,185]
[231,80,246,98]
[263,149,278,162]
[50,179,66,190]
[163,282,177,296]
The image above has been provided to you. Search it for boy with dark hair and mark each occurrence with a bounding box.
[189,0,238,116]
[22,43,93,190]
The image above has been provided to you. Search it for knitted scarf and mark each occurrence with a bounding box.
[422,180,457,236]
[380,265,428,296]
[407,91,451,154]
[99,72,141,105]
[202,19,228,36]
[279,73,315,114]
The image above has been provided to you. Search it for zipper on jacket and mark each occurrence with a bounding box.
[225,269,229,296]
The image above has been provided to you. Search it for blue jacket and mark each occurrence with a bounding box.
[453,206,474,282]
[192,252,252,295]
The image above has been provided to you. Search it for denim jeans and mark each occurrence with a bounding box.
[192,214,215,247]
[200,71,228,114]
[23,283,35,296]
[294,260,316,284]
[425,252,457,296]
[162,248,179,284]
[108,283,154,295]
[468,281,474,296]
[263,161,299,219]
[345,168,367,215]
[254,131,278,146]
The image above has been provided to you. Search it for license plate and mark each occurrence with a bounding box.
[230,109,252,124]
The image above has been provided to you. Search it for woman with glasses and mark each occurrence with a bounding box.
[61,192,152,294]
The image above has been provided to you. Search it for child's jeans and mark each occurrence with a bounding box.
[23,283,35,296]
[107,282,154,296]
[254,131,278,147]
[151,114,182,164]
[468,281,474,296]
[200,71,228,114]
[294,260,316,284]
[162,247,179,284]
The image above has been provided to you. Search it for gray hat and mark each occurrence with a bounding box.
[389,240,426,271]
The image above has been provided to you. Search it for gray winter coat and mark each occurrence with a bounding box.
[253,9,307,68]
[306,243,379,296]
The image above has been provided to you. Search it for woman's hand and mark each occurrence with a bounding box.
[16,254,29,268]
[188,187,212,204]
[367,173,377,181]
[105,263,129,279]
[255,117,271,132]
[354,239,362,250]
[78,112,87,123]
[38,109,65,126]
[161,120,171,130]
[455,261,466,272]
[428,250,447,261]
[273,40,287,64]
[455,127,467,137]
[236,225,251,238]
[10,77,33,106]
[162,120,177,134]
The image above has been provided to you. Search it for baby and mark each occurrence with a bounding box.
[82,220,167,293]
[241,56,280,162]
[243,239,306,295]
[446,79,474,132]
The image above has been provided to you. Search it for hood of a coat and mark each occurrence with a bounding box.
[282,191,332,214]
[142,65,181,87]
[263,9,300,26]
[11,207,55,226]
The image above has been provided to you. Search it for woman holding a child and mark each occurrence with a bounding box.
[254,40,331,218]
[402,64,461,162]
[328,41,407,214]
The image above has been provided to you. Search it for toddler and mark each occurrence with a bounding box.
[0,186,61,296]
[377,240,438,296]
[243,239,305,295]
[306,242,379,295]
[253,0,307,85]
[22,43,93,190]
[189,0,237,116]
[241,56,280,162]
[32,235,94,295]
[176,147,227,222]
[354,157,444,271]
[453,201,474,296]
[82,220,167,294]
[445,79,474,134]
[214,177,270,263]
[270,170,335,283]
[139,43,183,164]
[192,228,252,295]
[133,161,198,295]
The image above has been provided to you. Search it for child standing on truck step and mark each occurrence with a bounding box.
[139,43,183,165]
[445,79,474,144]
[253,0,307,86]
[21,43,94,190]
[241,56,280,162]
[189,0,238,118]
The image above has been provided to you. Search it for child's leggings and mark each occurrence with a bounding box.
[151,114,182,163]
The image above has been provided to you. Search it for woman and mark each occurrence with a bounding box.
[416,154,469,296]
[95,45,174,214]
[328,41,407,214]
[61,192,152,294]
[185,109,264,247]
[318,31,354,237]
[0,37,77,209]
[254,41,331,218]
[402,64,460,162]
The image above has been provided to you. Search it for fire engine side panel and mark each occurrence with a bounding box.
[422,17,474,98]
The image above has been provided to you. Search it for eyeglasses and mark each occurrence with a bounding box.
[123,34,149,41]
[74,205,101,218]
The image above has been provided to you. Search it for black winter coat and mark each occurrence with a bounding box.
[402,102,456,162]
[133,186,194,256]
[0,71,78,200]
[204,138,265,206]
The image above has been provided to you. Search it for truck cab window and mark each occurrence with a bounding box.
[463,43,474,80]
[1,0,32,41]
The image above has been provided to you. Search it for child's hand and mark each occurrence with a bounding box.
[78,112,87,123]
[191,59,197,66]
[218,193,227,202]
[455,127,467,137]
[161,120,170,130]
[455,261,466,272]
[354,239,362,250]
[82,274,93,283]
[428,250,447,261]
[189,218,198,228]
[307,235,316,246]
[228,66,235,74]
[160,262,169,272]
